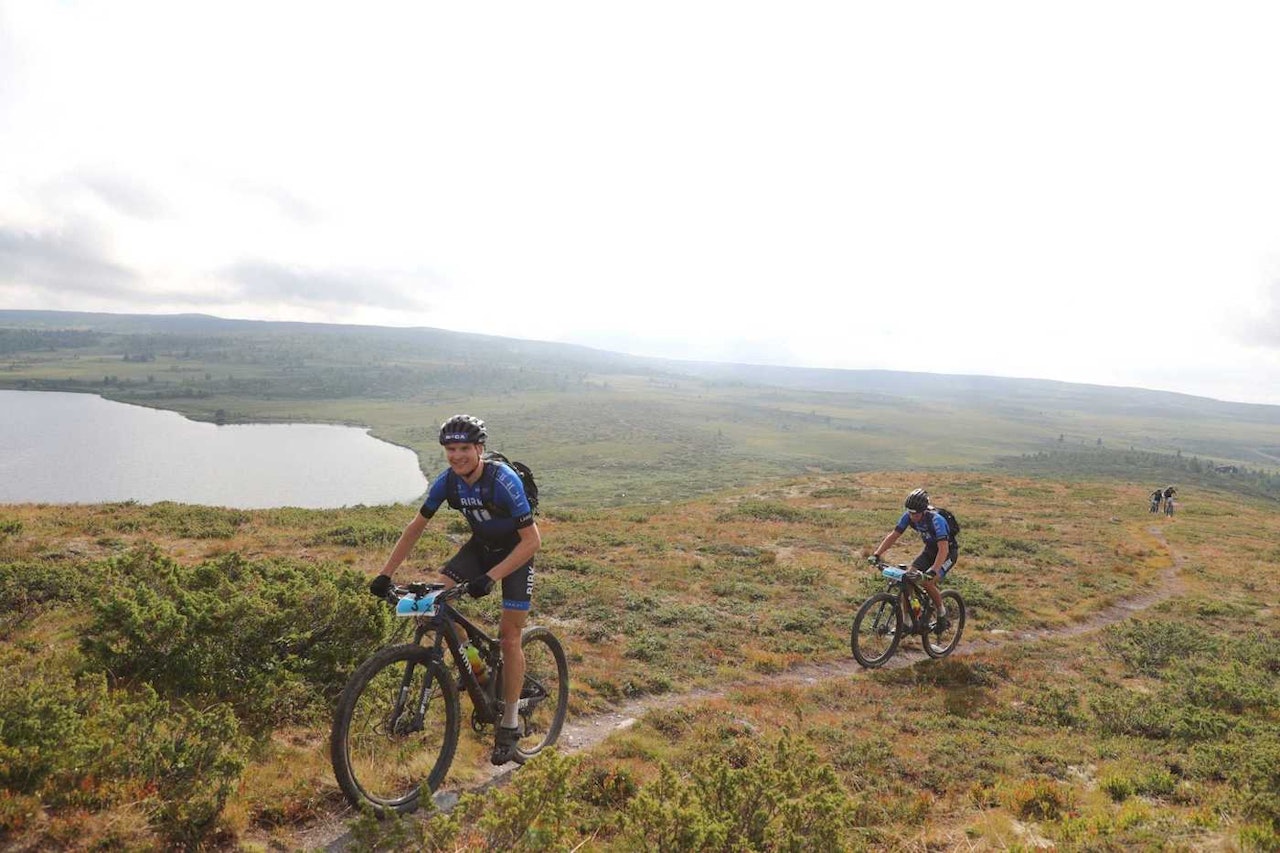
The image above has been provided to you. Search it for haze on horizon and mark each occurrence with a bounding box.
[2,2,1279,405]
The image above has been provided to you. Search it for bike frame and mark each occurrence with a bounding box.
[400,584,503,726]
[880,565,935,631]
[430,605,502,725]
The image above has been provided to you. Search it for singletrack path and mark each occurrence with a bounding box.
[282,527,1186,852]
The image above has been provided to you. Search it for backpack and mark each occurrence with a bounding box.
[931,506,960,540]
[446,451,539,514]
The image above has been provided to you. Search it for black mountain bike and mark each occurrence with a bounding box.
[850,559,966,668]
[331,582,569,815]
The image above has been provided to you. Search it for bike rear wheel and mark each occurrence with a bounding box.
[330,643,460,815]
[508,626,569,762]
[851,592,902,668]
[923,591,966,659]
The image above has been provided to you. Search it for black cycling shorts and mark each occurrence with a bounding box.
[441,536,534,611]
[912,541,959,578]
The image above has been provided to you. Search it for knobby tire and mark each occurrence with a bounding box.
[923,590,966,659]
[330,643,460,815]
[851,592,902,668]
[508,626,570,762]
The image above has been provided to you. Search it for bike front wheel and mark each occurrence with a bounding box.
[507,626,569,762]
[851,592,903,668]
[330,643,460,815]
[923,591,966,659]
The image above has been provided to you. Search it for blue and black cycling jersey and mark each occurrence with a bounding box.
[895,510,952,545]
[420,461,534,546]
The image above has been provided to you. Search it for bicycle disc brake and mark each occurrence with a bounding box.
[470,708,489,733]
[388,711,424,737]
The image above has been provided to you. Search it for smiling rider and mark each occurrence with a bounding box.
[369,414,541,765]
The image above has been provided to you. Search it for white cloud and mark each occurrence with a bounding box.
[2,1,1280,403]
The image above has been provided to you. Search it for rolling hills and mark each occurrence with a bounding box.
[2,309,1277,507]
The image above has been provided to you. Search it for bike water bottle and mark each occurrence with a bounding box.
[464,644,488,685]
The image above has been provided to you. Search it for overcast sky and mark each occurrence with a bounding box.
[3,2,1279,405]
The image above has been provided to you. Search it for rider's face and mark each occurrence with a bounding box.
[444,442,482,476]
[907,510,924,521]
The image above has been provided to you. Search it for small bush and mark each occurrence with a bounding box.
[79,545,388,732]
[1027,685,1083,728]
[1007,778,1073,821]
[719,501,807,523]
[577,765,639,809]
[0,518,22,541]
[312,522,402,548]
[0,669,245,847]
[621,732,857,850]
[1104,621,1215,676]
[1088,690,1173,740]
[143,503,251,539]
[1101,774,1135,802]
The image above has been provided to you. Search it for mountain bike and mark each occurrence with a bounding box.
[850,559,966,668]
[330,582,569,815]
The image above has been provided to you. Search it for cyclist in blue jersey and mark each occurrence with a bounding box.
[369,414,541,765]
[869,488,956,626]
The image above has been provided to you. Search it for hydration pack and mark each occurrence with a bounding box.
[446,451,539,514]
[931,506,960,540]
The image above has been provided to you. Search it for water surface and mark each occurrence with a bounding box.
[0,390,428,508]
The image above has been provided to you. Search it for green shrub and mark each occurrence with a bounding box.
[1239,822,1280,851]
[0,668,245,847]
[0,518,22,541]
[1178,663,1276,715]
[719,501,807,523]
[1027,685,1083,728]
[621,732,856,850]
[0,560,96,633]
[1190,732,1280,830]
[473,749,578,849]
[142,502,251,539]
[79,545,387,732]
[1101,774,1135,802]
[312,522,403,548]
[1088,690,1173,740]
[1104,621,1215,676]
[1008,778,1073,821]
[577,765,639,809]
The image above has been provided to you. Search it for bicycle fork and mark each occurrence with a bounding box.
[384,661,430,735]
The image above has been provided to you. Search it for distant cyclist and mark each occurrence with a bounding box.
[869,488,956,627]
[368,414,541,765]
[1149,488,1163,513]
[1163,485,1177,517]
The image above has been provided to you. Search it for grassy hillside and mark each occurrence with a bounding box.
[3,310,1279,508]
[1,473,1277,849]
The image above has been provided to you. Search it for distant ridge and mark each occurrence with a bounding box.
[3,308,1274,423]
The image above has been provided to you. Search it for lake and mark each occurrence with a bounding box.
[0,390,429,508]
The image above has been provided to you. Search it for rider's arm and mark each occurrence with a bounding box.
[377,512,430,580]
[872,528,902,558]
[486,522,541,581]
[930,538,949,573]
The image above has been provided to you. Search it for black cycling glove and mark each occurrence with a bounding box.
[369,574,393,598]
[466,574,494,598]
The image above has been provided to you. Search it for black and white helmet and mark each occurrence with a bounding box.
[904,488,930,512]
[438,414,487,445]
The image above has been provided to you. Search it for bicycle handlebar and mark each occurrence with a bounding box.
[383,582,467,609]
[867,557,936,581]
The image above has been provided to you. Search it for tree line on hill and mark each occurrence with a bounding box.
[994,446,1280,502]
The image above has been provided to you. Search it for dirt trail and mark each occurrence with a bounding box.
[281,527,1186,852]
